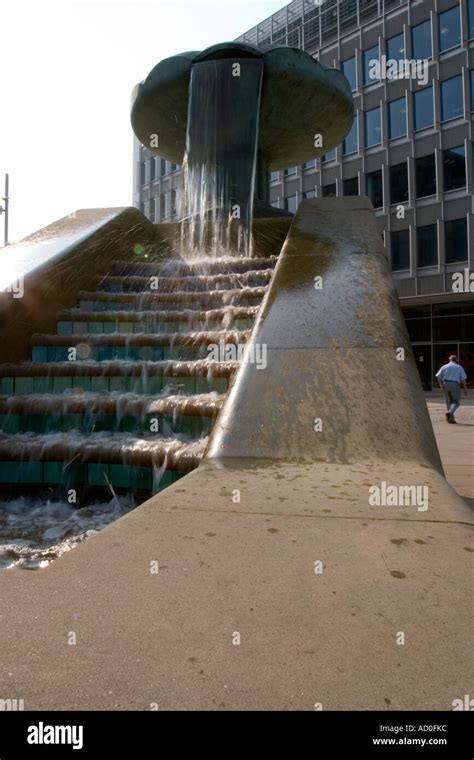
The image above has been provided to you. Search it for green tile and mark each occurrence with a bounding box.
[34,376,53,393]
[61,414,83,431]
[92,414,116,431]
[88,322,103,334]
[109,464,131,488]
[172,470,186,483]
[130,466,152,490]
[118,322,134,333]
[165,376,195,395]
[0,414,19,433]
[102,322,115,334]
[57,321,73,335]
[15,377,35,395]
[20,414,45,433]
[109,377,127,393]
[152,468,172,493]
[64,462,87,484]
[19,461,43,483]
[32,346,48,362]
[72,322,85,335]
[72,376,91,392]
[53,377,72,393]
[120,416,140,433]
[1,378,14,395]
[43,461,64,484]
[0,461,20,482]
[90,377,109,393]
[196,376,228,394]
[88,463,110,486]
[143,376,162,395]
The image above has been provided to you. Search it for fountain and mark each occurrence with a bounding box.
[0,37,470,712]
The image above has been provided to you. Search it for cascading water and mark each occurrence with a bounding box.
[181,56,263,258]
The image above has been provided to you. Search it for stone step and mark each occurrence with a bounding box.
[111,255,278,277]
[78,286,267,311]
[0,360,237,396]
[30,330,249,363]
[56,306,258,335]
[96,269,272,293]
[0,392,223,436]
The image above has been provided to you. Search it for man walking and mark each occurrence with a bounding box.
[436,355,468,423]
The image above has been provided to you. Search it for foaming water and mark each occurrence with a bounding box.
[0,494,135,570]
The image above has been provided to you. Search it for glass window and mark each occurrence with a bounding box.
[417,224,438,267]
[445,218,467,263]
[365,107,381,147]
[391,229,410,271]
[438,7,461,52]
[303,160,316,170]
[149,159,156,182]
[170,189,177,218]
[363,45,379,85]
[322,183,336,197]
[304,190,315,199]
[470,70,474,110]
[390,162,409,204]
[469,0,474,39]
[343,117,358,154]
[343,177,359,196]
[284,166,297,176]
[388,97,407,139]
[285,195,297,213]
[342,57,357,91]
[441,75,464,121]
[148,199,155,222]
[160,159,166,177]
[271,200,280,209]
[139,162,146,185]
[443,146,466,191]
[322,148,336,162]
[159,193,166,218]
[414,86,434,130]
[386,33,405,77]
[270,171,280,182]
[415,154,437,197]
[412,20,432,60]
[366,170,383,208]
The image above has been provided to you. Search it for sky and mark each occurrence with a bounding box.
[0,0,286,243]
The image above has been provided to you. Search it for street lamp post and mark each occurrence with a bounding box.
[0,174,9,246]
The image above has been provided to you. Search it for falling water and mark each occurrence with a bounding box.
[181,57,263,258]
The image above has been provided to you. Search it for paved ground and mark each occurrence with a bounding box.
[426,393,473,503]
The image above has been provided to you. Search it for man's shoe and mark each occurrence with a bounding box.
[446,413,451,422]
[448,418,457,424]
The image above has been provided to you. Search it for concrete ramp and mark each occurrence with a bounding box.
[209,197,442,470]
[0,199,471,710]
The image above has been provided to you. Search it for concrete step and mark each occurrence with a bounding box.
[0,392,223,436]
[95,269,273,293]
[30,330,250,362]
[0,360,237,396]
[56,306,259,335]
[111,255,278,277]
[78,286,267,311]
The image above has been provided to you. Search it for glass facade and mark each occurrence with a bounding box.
[438,6,461,52]
[363,45,379,85]
[390,162,409,204]
[342,56,357,91]
[366,170,383,208]
[391,229,410,271]
[443,146,466,191]
[388,97,406,139]
[343,177,359,195]
[365,107,381,147]
[411,19,432,60]
[415,154,437,198]
[417,224,437,267]
[343,117,358,154]
[440,75,464,121]
[414,86,434,130]
[445,218,467,263]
